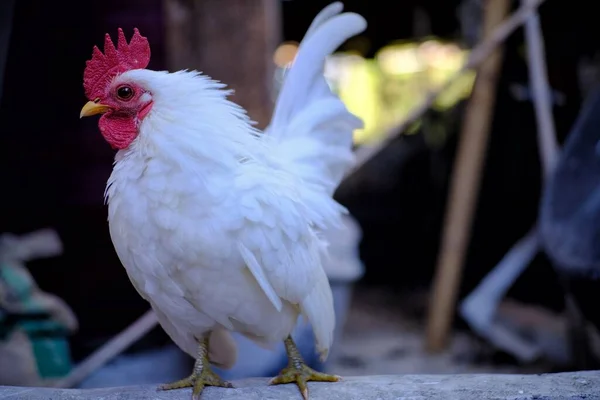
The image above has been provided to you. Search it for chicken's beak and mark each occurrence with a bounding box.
[80,101,110,118]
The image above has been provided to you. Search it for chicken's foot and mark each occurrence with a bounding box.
[269,335,340,400]
[158,335,233,400]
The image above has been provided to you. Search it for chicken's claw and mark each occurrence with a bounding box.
[269,335,340,400]
[158,369,233,400]
[157,335,233,400]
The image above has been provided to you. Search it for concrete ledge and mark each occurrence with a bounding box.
[2,371,599,399]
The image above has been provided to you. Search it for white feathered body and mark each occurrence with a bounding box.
[105,4,366,368]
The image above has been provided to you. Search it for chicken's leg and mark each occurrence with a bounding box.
[269,335,340,400]
[158,334,233,400]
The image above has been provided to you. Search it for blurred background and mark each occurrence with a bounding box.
[2,0,600,390]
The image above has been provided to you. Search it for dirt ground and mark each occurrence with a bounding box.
[328,286,556,376]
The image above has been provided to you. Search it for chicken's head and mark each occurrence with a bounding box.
[80,28,152,149]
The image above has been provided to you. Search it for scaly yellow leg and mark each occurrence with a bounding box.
[269,335,340,400]
[158,334,233,400]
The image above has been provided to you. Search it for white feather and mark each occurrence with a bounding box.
[267,5,366,195]
[238,242,283,312]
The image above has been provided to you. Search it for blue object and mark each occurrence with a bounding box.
[540,86,600,275]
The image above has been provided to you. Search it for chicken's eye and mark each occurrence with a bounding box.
[117,85,134,101]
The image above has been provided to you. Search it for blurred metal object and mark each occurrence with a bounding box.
[460,228,542,362]
[460,0,560,362]
[523,0,559,180]
[539,85,600,368]
[51,310,158,389]
[539,90,600,275]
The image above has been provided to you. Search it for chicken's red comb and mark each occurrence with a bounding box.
[83,28,151,100]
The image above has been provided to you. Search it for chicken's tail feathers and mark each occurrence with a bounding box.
[266,3,367,195]
[299,266,336,362]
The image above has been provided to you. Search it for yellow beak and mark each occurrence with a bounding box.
[80,101,111,118]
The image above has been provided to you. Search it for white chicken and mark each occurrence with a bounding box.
[79,3,366,399]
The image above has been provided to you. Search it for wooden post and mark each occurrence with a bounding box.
[522,0,559,178]
[425,0,511,352]
[163,0,282,128]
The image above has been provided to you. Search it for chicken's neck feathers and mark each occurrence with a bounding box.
[123,69,269,168]
[104,69,279,205]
